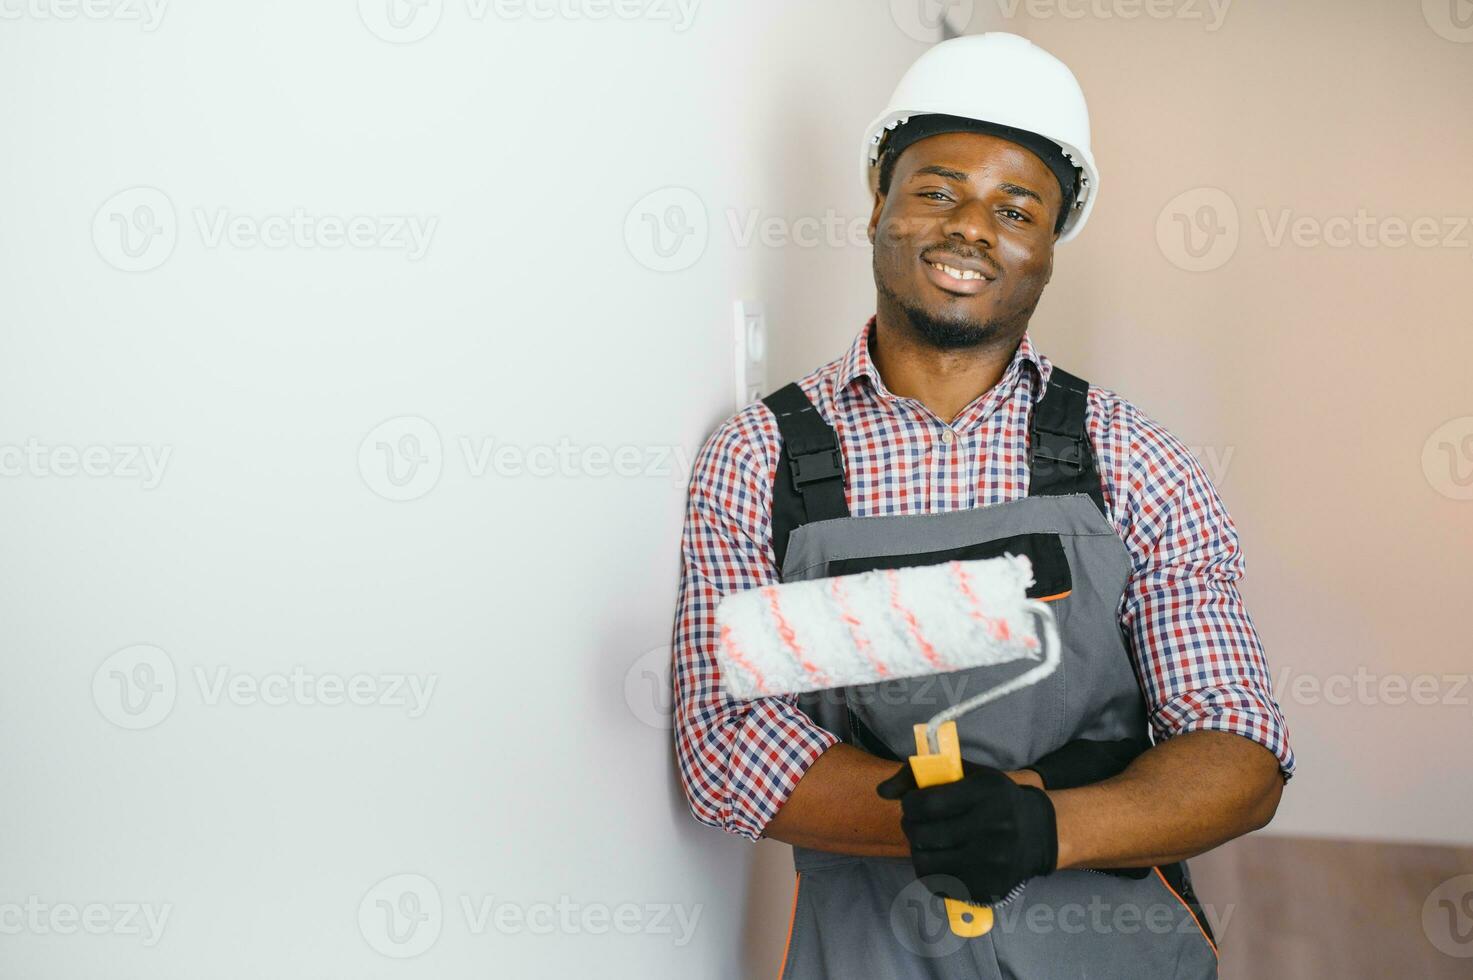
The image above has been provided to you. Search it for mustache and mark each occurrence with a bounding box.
[919,243,1000,277]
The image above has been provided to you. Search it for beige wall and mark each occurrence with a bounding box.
[996,1,1473,845]
[772,2,1473,848]
[757,3,1473,974]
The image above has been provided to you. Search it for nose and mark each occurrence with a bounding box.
[940,197,995,249]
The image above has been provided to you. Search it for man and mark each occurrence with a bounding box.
[671,32,1292,978]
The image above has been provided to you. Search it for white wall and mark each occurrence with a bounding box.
[0,3,927,977]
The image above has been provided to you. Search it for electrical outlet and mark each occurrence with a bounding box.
[733,300,767,410]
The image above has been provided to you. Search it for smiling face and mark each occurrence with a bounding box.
[868,131,1064,350]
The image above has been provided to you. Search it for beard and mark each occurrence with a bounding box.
[874,269,1009,351]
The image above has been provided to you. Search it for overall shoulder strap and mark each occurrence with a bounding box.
[1027,366,1107,516]
[761,383,850,574]
[761,383,871,754]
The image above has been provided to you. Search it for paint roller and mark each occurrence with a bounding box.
[715,553,1062,937]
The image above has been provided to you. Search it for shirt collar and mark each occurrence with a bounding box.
[839,315,1052,411]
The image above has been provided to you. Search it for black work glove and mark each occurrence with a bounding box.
[877,762,1058,906]
[1023,736,1155,880]
[1023,735,1151,791]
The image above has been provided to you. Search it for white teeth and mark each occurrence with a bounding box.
[930,261,983,281]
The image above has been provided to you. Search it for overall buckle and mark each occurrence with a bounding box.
[1031,431,1087,473]
[789,449,843,487]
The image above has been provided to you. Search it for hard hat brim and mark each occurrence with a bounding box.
[862,109,1098,244]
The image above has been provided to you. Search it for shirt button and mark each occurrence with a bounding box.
[940,428,956,445]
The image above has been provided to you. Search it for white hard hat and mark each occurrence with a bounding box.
[862,33,1098,243]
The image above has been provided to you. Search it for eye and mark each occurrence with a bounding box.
[1000,207,1031,222]
[918,190,953,202]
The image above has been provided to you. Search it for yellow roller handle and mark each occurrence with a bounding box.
[908,720,994,938]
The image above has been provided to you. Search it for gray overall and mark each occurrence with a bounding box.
[761,369,1219,979]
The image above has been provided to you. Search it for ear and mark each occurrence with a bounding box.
[867,192,884,244]
[865,160,888,243]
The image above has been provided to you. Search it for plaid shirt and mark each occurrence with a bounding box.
[671,316,1295,843]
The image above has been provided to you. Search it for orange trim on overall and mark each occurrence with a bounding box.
[777,872,801,980]
[1153,866,1218,959]
[1036,589,1073,603]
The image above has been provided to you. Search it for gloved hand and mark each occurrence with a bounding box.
[877,762,1058,906]
[1022,735,1151,791]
